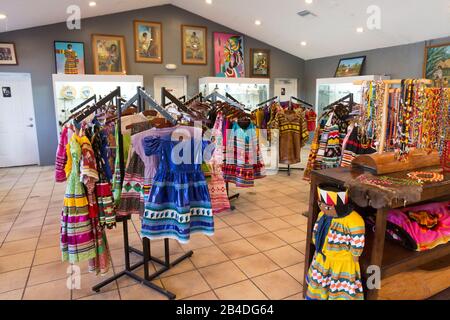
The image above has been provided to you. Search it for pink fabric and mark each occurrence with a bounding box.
[55,126,69,182]
[208,113,230,214]
[387,201,450,251]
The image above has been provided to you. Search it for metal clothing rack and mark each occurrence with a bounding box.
[92,86,192,300]
[323,93,354,112]
[204,91,245,110]
[257,96,279,107]
[60,95,98,126]
[290,96,314,108]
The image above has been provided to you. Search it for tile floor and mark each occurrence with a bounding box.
[0,165,310,300]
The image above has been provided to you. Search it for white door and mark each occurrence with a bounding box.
[274,78,298,102]
[153,75,187,104]
[0,73,39,167]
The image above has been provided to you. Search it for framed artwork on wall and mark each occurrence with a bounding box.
[335,56,366,77]
[134,20,163,63]
[181,25,207,65]
[250,48,270,78]
[423,42,450,87]
[214,32,245,78]
[54,41,85,74]
[0,42,18,65]
[92,34,127,75]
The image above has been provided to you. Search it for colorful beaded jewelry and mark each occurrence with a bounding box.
[407,171,444,183]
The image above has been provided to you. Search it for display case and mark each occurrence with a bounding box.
[52,74,143,131]
[199,77,270,108]
[315,75,389,116]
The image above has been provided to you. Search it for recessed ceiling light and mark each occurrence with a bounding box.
[89,1,97,7]
[0,14,7,20]
[356,27,364,33]
[305,0,313,4]
[301,41,307,46]
[205,0,212,4]
[255,20,261,26]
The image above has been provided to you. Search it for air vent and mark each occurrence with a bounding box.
[297,10,317,17]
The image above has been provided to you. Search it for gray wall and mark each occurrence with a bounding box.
[304,36,450,105]
[0,4,305,166]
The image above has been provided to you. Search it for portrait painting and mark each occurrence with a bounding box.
[250,49,270,78]
[54,41,85,74]
[92,34,127,75]
[182,25,207,65]
[134,21,162,63]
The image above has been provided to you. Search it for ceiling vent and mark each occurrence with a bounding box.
[297,10,317,18]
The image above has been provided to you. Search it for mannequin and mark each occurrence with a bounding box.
[306,183,366,300]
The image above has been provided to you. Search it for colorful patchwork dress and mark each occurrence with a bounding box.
[141,128,214,243]
[223,122,266,187]
[61,134,97,264]
[306,210,365,300]
[208,112,231,214]
[79,135,110,275]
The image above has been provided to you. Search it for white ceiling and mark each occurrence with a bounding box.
[1,0,449,60]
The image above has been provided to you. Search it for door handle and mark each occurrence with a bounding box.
[26,124,34,127]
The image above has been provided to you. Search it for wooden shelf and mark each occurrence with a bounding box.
[361,230,450,279]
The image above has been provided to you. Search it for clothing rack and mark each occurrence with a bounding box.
[92,86,192,300]
[60,95,98,126]
[69,95,97,114]
[184,92,203,106]
[204,91,245,110]
[161,87,194,116]
[74,88,121,123]
[257,96,278,107]
[290,96,314,108]
[323,93,354,112]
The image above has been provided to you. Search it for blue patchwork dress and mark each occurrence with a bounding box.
[141,134,214,243]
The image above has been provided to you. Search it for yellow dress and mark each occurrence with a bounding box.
[306,211,365,300]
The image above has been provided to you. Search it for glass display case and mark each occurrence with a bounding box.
[52,74,143,131]
[199,77,270,108]
[315,75,389,116]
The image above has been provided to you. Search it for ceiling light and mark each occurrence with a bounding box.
[0,14,7,20]
[255,20,261,26]
[305,0,313,4]
[89,1,97,7]
[205,0,212,4]
[301,41,307,46]
[356,27,364,33]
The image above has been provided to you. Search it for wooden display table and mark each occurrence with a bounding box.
[303,166,450,300]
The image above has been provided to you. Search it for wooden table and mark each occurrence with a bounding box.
[303,167,450,300]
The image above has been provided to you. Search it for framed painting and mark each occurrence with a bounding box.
[54,41,85,74]
[92,34,127,75]
[335,56,366,77]
[214,32,245,78]
[250,48,270,78]
[0,42,18,65]
[423,42,450,87]
[181,25,207,65]
[134,20,162,63]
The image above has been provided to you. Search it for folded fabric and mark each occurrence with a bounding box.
[386,201,450,251]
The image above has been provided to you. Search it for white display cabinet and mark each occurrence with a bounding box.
[199,77,270,108]
[315,75,390,116]
[52,74,143,131]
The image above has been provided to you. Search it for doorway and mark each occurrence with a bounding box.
[0,73,39,167]
[274,78,298,102]
[153,75,187,104]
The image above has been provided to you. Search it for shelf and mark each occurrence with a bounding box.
[361,230,450,279]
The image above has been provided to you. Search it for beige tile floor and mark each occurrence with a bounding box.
[0,165,310,300]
